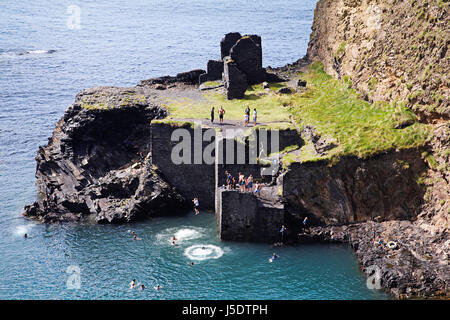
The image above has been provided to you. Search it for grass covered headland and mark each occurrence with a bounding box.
[286,62,431,162]
[161,61,431,164]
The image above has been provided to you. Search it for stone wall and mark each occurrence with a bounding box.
[217,190,284,242]
[150,122,216,209]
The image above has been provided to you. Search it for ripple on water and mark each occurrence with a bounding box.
[184,244,224,261]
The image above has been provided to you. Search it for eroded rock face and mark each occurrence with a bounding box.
[229,35,265,84]
[22,87,185,223]
[282,150,427,225]
[220,32,242,59]
[223,58,247,99]
[307,0,449,122]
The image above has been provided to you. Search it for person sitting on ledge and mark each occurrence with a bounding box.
[232,176,237,189]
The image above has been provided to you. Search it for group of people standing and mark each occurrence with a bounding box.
[244,105,257,127]
[224,170,261,196]
[209,105,257,127]
[210,106,226,124]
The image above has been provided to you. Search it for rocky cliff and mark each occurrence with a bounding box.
[306,0,449,234]
[308,0,449,122]
[302,0,449,298]
[23,86,185,223]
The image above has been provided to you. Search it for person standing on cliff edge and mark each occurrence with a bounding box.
[219,106,225,124]
[210,107,214,123]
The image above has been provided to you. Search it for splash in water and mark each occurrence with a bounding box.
[184,244,224,261]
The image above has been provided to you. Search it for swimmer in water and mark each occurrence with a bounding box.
[129,279,137,289]
[272,253,279,260]
[154,284,162,291]
[140,284,145,290]
[24,233,28,239]
[171,240,178,246]
[132,231,142,241]
[190,262,195,267]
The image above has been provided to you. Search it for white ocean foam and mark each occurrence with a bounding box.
[184,244,224,261]
[26,50,48,54]
[13,224,34,236]
[174,228,202,241]
[156,227,204,244]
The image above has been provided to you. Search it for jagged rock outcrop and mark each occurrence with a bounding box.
[22,87,185,223]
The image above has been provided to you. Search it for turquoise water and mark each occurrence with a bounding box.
[0,0,389,299]
[2,213,389,299]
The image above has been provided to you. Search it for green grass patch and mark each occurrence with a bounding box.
[164,83,292,122]
[202,81,222,88]
[287,62,430,161]
[151,119,198,129]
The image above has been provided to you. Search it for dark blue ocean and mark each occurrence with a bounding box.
[0,0,389,299]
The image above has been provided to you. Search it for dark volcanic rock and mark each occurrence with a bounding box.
[223,58,247,99]
[206,60,224,80]
[176,69,205,84]
[277,87,293,94]
[282,149,427,226]
[296,79,307,88]
[199,60,224,84]
[220,32,242,59]
[230,35,265,84]
[139,69,205,87]
[22,87,185,223]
